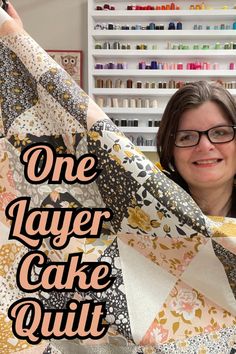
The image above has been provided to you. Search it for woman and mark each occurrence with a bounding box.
[157,81,236,217]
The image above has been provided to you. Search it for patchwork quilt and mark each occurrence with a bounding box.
[0,8,235,354]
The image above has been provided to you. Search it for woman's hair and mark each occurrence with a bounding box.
[156,80,236,216]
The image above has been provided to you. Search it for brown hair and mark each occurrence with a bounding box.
[156,81,236,216]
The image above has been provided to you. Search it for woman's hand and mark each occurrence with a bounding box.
[6,2,23,28]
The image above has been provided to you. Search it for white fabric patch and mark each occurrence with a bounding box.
[181,239,236,315]
[0,221,10,245]
[117,237,177,343]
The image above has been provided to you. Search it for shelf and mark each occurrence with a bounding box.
[93,50,236,58]
[93,70,236,78]
[92,10,236,21]
[92,30,236,40]
[94,87,236,95]
[104,108,164,114]
[119,127,157,133]
[93,88,176,95]
[137,146,157,152]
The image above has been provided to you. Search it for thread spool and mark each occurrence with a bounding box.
[95,43,102,49]
[130,98,136,108]
[123,98,129,108]
[95,63,103,69]
[137,136,143,145]
[144,99,150,108]
[177,63,183,70]
[169,80,174,88]
[163,62,168,70]
[112,98,119,107]
[96,97,104,107]
[108,62,115,69]
[176,21,182,30]
[105,79,112,88]
[151,99,158,108]
[137,98,142,108]
[136,81,142,88]
[113,41,120,49]
[103,42,111,49]
[115,79,122,88]
[96,79,103,88]
[146,139,153,146]
[127,120,132,127]
[106,97,112,107]
[127,79,133,88]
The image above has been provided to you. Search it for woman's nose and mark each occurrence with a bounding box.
[195,133,215,151]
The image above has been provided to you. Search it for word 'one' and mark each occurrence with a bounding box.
[20,143,101,184]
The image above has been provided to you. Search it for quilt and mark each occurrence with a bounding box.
[0,8,235,354]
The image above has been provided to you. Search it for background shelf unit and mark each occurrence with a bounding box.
[91,30,236,40]
[91,9,236,20]
[92,50,236,58]
[88,0,236,152]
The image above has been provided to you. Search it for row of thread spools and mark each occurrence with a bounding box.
[94,21,236,31]
[94,22,182,30]
[96,79,192,89]
[110,117,160,128]
[95,3,235,10]
[95,61,236,70]
[95,41,236,50]
[96,97,159,108]
[126,135,156,147]
[113,133,157,147]
[96,79,236,90]
[95,3,181,10]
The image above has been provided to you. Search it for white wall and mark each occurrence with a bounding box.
[12,0,88,92]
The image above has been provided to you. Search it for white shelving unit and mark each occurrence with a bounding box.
[93,49,236,58]
[92,30,236,40]
[88,0,236,152]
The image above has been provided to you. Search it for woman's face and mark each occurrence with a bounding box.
[173,101,236,191]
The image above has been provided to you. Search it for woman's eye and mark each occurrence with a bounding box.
[214,130,224,135]
[213,129,228,136]
[180,134,192,141]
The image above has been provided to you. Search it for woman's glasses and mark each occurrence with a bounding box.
[175,125,236,148]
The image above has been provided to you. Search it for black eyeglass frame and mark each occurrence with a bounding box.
[174,125,236,148]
